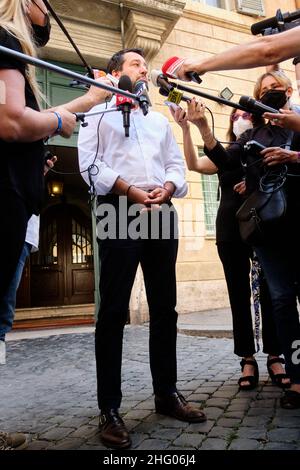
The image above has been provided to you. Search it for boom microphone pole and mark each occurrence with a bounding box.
[169,80,249,112]
[43,0,94,78]
[0,45,139,103]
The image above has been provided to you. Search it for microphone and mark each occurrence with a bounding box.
[151,71,191,106]
[239,96,279,116]
[162,56,202,84]
[158,87,191,104]
[117,75,134,137]
[150,70,174,93]
[133,79,151,115]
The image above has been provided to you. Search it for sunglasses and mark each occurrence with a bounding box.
[231,112,252,122]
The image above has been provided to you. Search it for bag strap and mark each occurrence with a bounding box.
[258,131,292,193]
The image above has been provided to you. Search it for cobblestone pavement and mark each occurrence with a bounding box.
[1,326,300,451]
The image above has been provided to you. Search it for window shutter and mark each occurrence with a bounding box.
[236,0,265,17]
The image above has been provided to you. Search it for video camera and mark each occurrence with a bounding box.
[251,9,300,36]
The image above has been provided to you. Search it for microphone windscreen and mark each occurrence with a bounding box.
[118,75,133,93]
[134,80,148,95]
[239,96,253,109]
[162,56,185,78]
[150,70,162,87]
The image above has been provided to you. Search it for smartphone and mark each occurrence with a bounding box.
[164,101,182,111]
[244,140,266,153]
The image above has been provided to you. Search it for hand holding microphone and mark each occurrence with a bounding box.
[86,70,113,105]
[162,56,202,83]
[186,98,208,128]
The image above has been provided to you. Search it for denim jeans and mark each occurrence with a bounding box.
[254,242,300,384]
[0,242,32,341]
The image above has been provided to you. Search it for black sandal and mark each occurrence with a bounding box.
[238,358,259,390]
[280,390,300,409]
[267,357,290,389]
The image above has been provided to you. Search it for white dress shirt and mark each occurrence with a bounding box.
[25,214,40,252]
[77,99,187,198]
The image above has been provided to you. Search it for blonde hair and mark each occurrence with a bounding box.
[253,70,293,101]
[0,0,41,104]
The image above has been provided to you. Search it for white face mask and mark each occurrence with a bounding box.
[233,118,253,139]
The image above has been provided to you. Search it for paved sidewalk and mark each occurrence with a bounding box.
[1,320,300,451]
[177,308,234,337]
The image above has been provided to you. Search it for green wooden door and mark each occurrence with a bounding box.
[36,62,85,147]
[36,63,99,312]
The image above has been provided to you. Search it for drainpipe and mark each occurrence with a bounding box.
[120,2,125,48]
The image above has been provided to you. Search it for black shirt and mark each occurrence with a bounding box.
[215,166,245,243]
[0,27,45,214]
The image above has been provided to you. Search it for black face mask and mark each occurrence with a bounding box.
[32,14,51,47]
[260,89,288,110]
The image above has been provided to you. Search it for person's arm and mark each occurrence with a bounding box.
[176,27,300,79]
[186,98,217,151]
[145,116,188,205]
[55,76,113,114]
[0,69,76,142]
[163,120,188,198]
[169,105,217,174]
[263,109,300,131]
[295,62,300,97]
[182,125,217,174]
[261,146,300,165]
[292,56,300,97]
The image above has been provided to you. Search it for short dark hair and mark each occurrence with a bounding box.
[106,48,145,74]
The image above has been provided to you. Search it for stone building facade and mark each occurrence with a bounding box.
[15,0,300,325]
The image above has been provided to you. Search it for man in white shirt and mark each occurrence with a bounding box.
[78,48,206,449]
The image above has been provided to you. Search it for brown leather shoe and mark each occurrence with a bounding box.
[155,391,207,423]
[99,409,131,449]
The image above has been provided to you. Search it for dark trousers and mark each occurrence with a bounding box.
[255,241,300,383]
[0,190,30,300]
[217,240,281,357]
[95,196,178,410]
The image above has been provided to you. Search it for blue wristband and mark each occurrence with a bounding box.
[51,111,62,135]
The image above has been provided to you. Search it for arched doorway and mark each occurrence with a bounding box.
[30,203,94,307]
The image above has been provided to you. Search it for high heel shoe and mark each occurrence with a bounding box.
[238,358,259,390]
[267,357,290,389]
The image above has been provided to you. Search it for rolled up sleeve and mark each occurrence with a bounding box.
[164,124,188,198]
